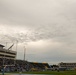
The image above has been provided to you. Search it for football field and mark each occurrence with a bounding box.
[0,71,76,75]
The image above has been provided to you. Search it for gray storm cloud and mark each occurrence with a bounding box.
[0,0,76,64]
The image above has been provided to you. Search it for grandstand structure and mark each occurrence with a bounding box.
[0,44,17,59]
[0,44,17,68]
[29,62,50,71]
[0,44,50,72]
[58,62,76,70]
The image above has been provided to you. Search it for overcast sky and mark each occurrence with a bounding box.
[0,0,76,64]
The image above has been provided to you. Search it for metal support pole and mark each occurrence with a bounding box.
[24,46,26,61]
[2,58,5,75]
[2,66,4,75]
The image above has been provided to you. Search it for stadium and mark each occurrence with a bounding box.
[0,44,50,72]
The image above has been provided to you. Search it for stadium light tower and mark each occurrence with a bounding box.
[14,40,18,65]
[16,40,18,52]
[16,40,18,58]
[24,46,26,61]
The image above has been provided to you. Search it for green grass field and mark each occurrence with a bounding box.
[23,71,76,75]
[1,70,76,75]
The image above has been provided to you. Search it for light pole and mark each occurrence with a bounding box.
[16,40,18,52]
[24,46,26,61]
[14,40,18,65]
[15,40,18,59]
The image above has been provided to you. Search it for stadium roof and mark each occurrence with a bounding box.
[0,44,5,47]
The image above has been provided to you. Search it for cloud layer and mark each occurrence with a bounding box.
[0,0,76,64]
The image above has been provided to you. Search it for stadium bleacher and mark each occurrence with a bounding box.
[0,44,50,72]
